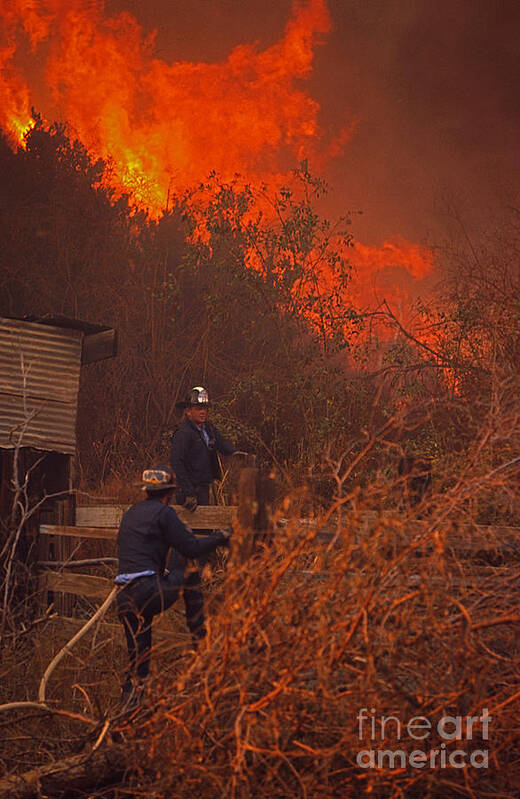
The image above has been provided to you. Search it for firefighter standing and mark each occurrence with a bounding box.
[170,386,246,640]
[171,386,243,509]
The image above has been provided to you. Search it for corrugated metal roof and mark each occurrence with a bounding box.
[9,314,111,336]
[0,317,82,454]
[5,314,118,364]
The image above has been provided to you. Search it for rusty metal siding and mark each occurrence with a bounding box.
[0,318,82,454]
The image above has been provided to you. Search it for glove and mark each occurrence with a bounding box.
[184,495,198,512]
[214,529,231,547]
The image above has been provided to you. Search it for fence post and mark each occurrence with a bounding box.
[43,496,76,616]
[234,466,276,563]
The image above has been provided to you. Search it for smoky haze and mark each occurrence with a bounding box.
[318,0,520,244]
[116,0,520,245]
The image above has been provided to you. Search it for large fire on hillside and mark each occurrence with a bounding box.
[0,0,434,328]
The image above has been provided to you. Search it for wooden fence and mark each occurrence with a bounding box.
[37,467,520,624]
[37,465,274,621]
[39,504,237,604]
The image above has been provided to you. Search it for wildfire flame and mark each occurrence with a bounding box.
[0,0,434,328]
[0,0,335,202]
[349,239,434,317]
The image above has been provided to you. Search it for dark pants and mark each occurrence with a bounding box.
[171,484,211,642]
[175,484,211,509]
[116,568,184,694]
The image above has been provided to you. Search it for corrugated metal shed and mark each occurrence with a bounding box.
[0,317,83,454]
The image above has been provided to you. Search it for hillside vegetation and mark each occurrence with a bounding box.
[0,120,519,797]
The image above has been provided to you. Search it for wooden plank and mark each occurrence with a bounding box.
[75,505,519,540]
[58,615,185,642]
[40,524,117,541]
[361,513,520,541]
[42,571,112,600]
[294,516,520,554]
[291,571,499,589]
[54,497,75,617]
[166,504,237,528]
[383,519,520,554]
[40,522,520,555]
[313,529,520,554]
[44,580,192,639]
[75,505,127,527]
[42,565,504,605]
[39,558,117,568]
[42,520,520,555]
[75,504,236,529]
[81,328,117,364]
[40,524,233,542]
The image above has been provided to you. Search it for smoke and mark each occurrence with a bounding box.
[3,0,514,319]
[103,0,520,244]
[2,0,518,245]
[0,0,337,205]
[314,0,520,244]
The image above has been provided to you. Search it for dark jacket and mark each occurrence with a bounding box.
[170,419,235,495]
[117,497,221,575]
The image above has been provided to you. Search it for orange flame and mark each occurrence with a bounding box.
[296,236,435,344]
[0,0,436,340]
[1,0,337,204]
[0,0,36,147]
[350,239,434,316]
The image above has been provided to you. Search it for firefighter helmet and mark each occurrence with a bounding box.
[188,386,209,406]
[136,465,177,492]
[176,385,210,409]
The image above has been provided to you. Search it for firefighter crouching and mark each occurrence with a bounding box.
[115,465,230,707]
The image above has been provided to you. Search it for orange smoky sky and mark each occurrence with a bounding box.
[114,0,520,246]
[1,0,518,319]
[0,0,337,203]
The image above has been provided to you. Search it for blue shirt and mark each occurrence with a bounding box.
[115,570,155,585]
